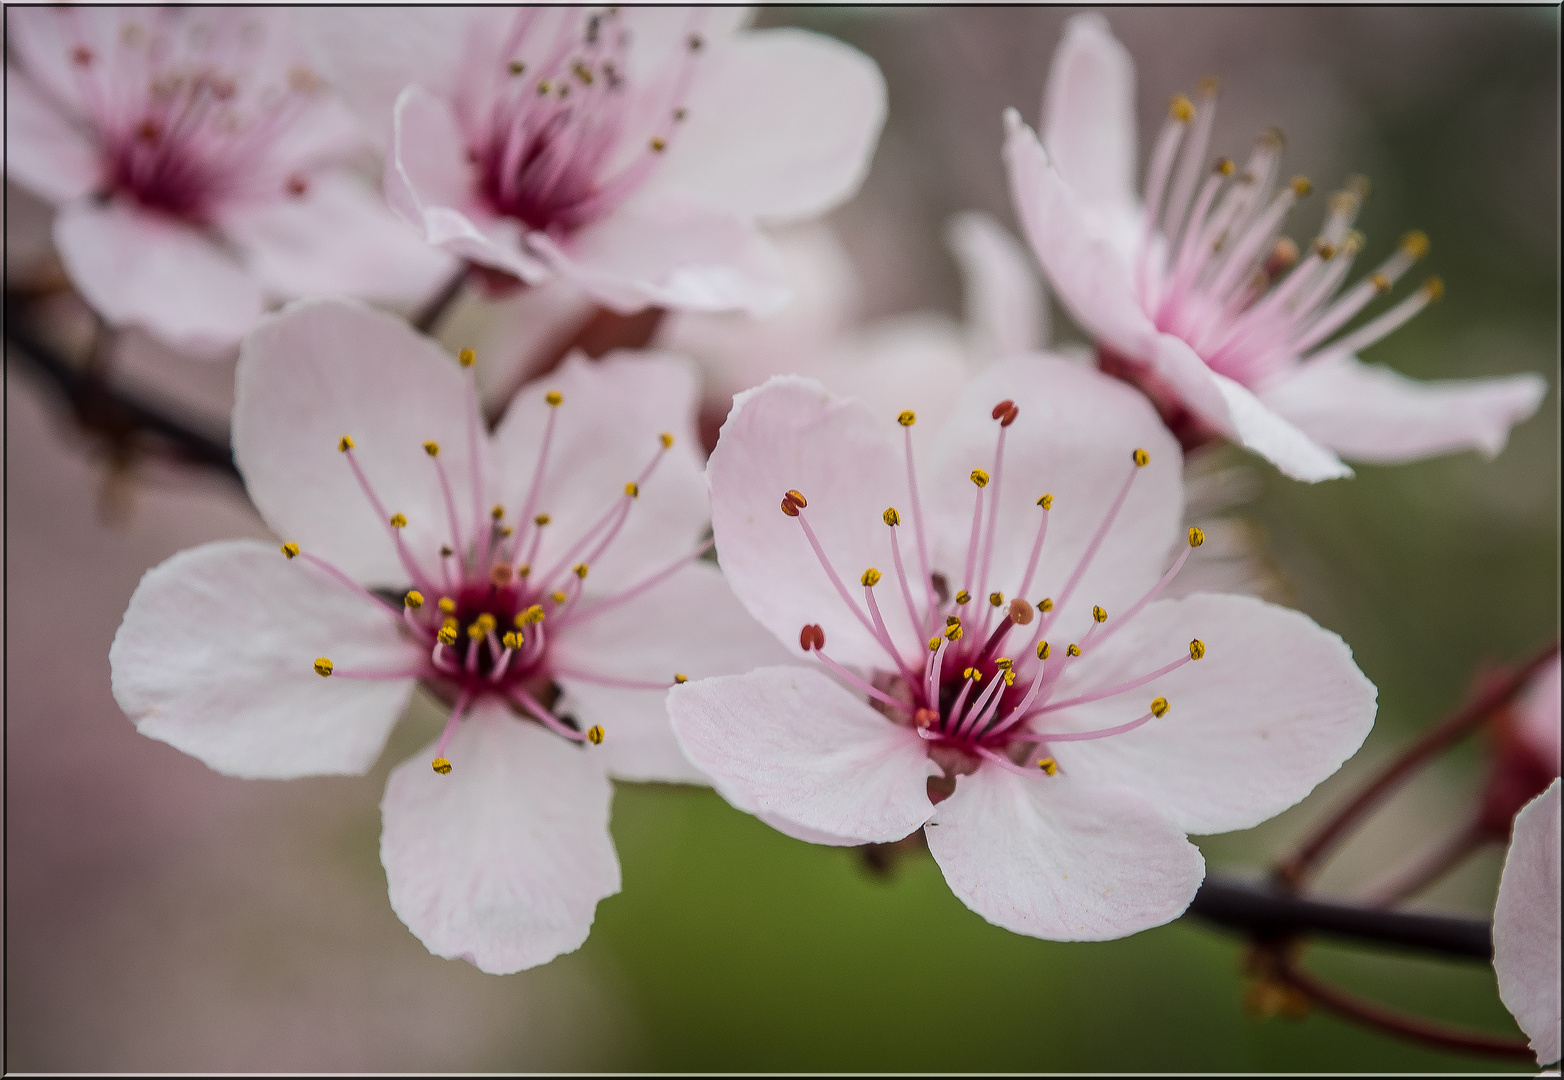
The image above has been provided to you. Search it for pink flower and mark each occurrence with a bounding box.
[109,299,784,972]
[299,7,884,316]
[668,361,1377,939]
[1494,779,1561,1066]
[5,7,453,358]
[1004,14,1547,481]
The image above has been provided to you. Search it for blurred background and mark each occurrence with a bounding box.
[5,5,1558,1071]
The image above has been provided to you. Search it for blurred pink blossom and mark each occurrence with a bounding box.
[1493,780,1561,1066]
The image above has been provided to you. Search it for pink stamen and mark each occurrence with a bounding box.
[340,447,436,593]
[430,453,467,568]
[509,686,588,742]
[954,668,1008,740]
[297,552,401,619]
[982,656,1049,740]
[513,387,562,564]
[974,426,1009,632]
[559,539,714,630]
[973,744,1044,777]
[1013,501,1052,604]
[864,584,916,683]
[329,666,427,681]
[811,648,910,714]
[1089,543,1194,652]
[794,510,880,646]
[902,426,935,614]
[960,481,985,599]
[1033,655,1191,715]
[1038,462,1139,638]
[402,604,433,641]
[1016,707,1159,745]
[435,688,474,760]
[887,524,927,640]
[926,636,950,707]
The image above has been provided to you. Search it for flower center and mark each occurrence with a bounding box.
[784,402,1207,784]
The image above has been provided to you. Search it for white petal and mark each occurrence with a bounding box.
[4,67,100,204]
[947,211,1047,363]
[1494,781,1561,1065]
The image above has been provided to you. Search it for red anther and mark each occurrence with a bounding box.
[914,708,940,729]
[785,489,807,509]
[136,118,163,145]
[1008,597,1034,626]
[991,399,1014,421]
[490,563,513,586]
[799,624,825,652]
[70,44,94,67]
[780,495,800,517]
[1001,404,1020,427]
[286,175,309,197]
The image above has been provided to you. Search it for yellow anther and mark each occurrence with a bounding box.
[1289,176,1313,198]
[660,431,674,448]
[1037,757,1059,776]
[963,667,983,683]
[438,597,456,614]
[649,136,667,153]
[552,591,567,604]
[476,612,495,631]
[1371,273,1392,294]
[1189,639,1206,661]
[518,564,532,578]
[1151,697,1171,718]
[1421,276,1445,301]
[970,468,990,488]
[458,347,476,367]
[1037,641,1050,660]
[1066,644,1081,657]
[1003,670,1016,687]
[313,657,333,677]
[1400,230,1430,260]
[423,441,440,457]
[405,590,424,609]
[499,526,513,538]
[674,673,688,684]
[432,757,453,774]
[1037,598,1054,613]
[467,622,485,640]
[389,512,407,528]
[1312,240,1337,261]
[1169,93,1195,122]
[537,79,552,95]
[442,616,458,633]
[573,61,594,84]
[507,59,525,76]
[440,545,453,558]
[944,624,963,642]
[897,410,917,426]
[545,391,563,407]
[994,657,1013,670]
[338,435,354,452]
[1188,526,1206,548]
[1215,157,1235,177]
[625,482,640,497]
[524,604,545,624]
[1093,605,1108,624]
[438,624,458,645]
[955,590,971,605]
[573,563,589,579]
[1037,494,1053,509]
[928,636,942,652]
[534,514,551,527]
[946,615,962,627]
[502,631,520,649]
[861,568,882,587]
[1343,230,1365,255]
[883,507,901,527]
[280,542,300,559]
[1132,448,1150,467]
[484,505,501,522]
[586,725,605,744]
[989,592,1004,608]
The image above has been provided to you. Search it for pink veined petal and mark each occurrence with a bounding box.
[715,781,866,847]
[4,68,101,204]
[644,27,886,224]
[1260,352,1548,466]
[223,170,457,307]
[490,350,708,595]
[1039,12,1142,259]
[54,200,265,359]
[668,666,938,844]
[1047,593,1377,835]
[1516,657,1562,777]
[925,356,1183,626]
[531,192,789,316]
[926,768,1205,941]
[552,561,793,785]
[1003,109,1156,361]
[1493,781,1561,1066]
[1151,334,1353,483]
[947,211,1048,363]
[381,698,620,975]
[233,298,489,586]
[708,376,914,668]
[110,540,420,779]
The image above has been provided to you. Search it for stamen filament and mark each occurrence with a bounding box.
[887,524,926,640]
[1033,655,1191,715]
[811,648,910,714]
[794,510,881,646]
[1017,707,1159,744]
[559,539,714,630]
[508,686,588,742]
[435,688,474,760]
[902,425,935,615]
[297,552,402,620]
[1039,462,1139,637]
[341,447,437,593]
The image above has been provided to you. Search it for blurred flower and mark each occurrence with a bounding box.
[670,364,1375,939]
[1480,655,1562,841]
[1493,779,1560,1066]
[110,299,783,973]
[4,7,453,358]
[1004,13,1546,481]
[301,7,886,315]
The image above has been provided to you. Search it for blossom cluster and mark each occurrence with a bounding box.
[11,4,1546,1062]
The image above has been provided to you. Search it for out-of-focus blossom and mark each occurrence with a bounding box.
[669,364,1375,939]
[4,7,452,358]
[1480,655,1562,840]
[1004,14,1546,481]
[110,299,784,973]
[1493,780,1560,1066]
[301,7,885,316]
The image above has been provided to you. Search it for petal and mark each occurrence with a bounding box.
[1003,109,1155,359]
[707,375,913,668]
[4,6,122,118]
[223,171,457,307]
[489,350,708,596]
[926,768,1205,940]
[1494,781,1561,1065]
[1046,593,1377,835]
[822,313,975,440]
[947,211,1047,363]
[54,201,264,358]
[473,278,598,415]
[381,699,620,974]
[1040,13,1141,247]
[1517,657,1562,776]
[110,540,419,779]
[925,356,1183,633]
[533,194,788,316]
[646,28,886,223]
[233,298,488,586]
[4,68,100,204]
[668,666,937,843]
[1261,353,1548,465]
[552,561,793,785]
[1151,334,1353,482]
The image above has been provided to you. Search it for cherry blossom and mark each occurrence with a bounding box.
[1004,13,1546,481]
[300,7,885,315]
[669,362,1376,939]
[110,299,784,972]
[1493,780,1561,1066]
[5,6,452,357]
